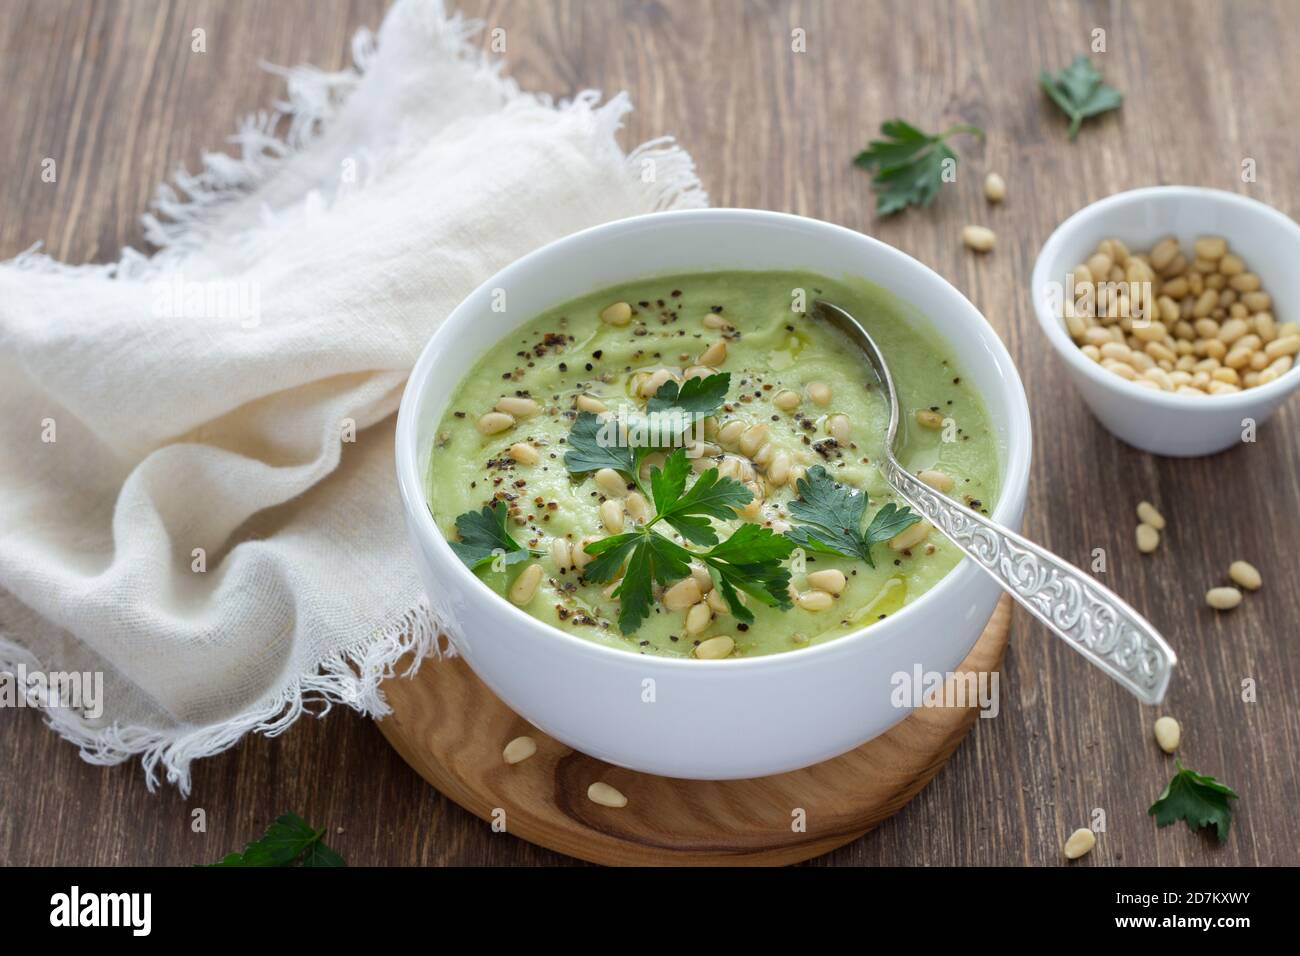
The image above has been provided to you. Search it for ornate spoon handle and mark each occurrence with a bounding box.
[884,458,1177,705]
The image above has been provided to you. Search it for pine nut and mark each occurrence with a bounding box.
[1206,586,1242,610]
[1228,560,1261,590]
[1153,717,1181,754]
[587,781,627,807]
[684,365,715,380]
[1150,237,1179,270]
[685,601,712,635]
[600,302,633,326]
[962,225,996,252]
[983,172,1006,203]
[1063,827,1096,860]
[598,498,625,533]
[788,464,807,488]
[767,451,791,487]
[571,536,596,570]
[717,420,746,450]
[625,491,649,523]
[774,389,802,411]
[752,442,774,467]
[663,577,702,611]
[640,367,676,397]
[509,563,543,605]
[496,396,539,418]
[1265,335,1300,360]
[738,422,769,457]
[694,635,735,659]
[918,469,954,492]
[1228,272,1261,292]
[550,538,573,571]
[1135,501,1165,530]
[576,394,608,413]
[827,414,851,442]
[1193,236,1227,260]
[807,381,833,406]
[690,564,714,593]
[509,442,539,464]
[888,521,931,551]
[595,467,627,498]
[807,569,847,595]
[503,736,537,765]
[796,589,834,611]
[477,411,515,435]
[735,480,764,520]
[916,409,944,428]
[697,339,728,366]
[1135,523,1159,553]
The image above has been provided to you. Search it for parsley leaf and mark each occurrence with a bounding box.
[853,119,983,216]
[653,454,753,546]
[785,465,921,568]
[208,812,345,867]
[562,411,636,477]
[448,501,533,573]
[1148,759,1240,843]
[1039,55,1122,140]
[646,372,731,416]
[699,523,794,621]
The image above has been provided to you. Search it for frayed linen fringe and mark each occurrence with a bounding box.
[0,599,447,796]
[0,0,705,793]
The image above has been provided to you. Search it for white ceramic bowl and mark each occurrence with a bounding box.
[1032,186,1300,457]
[396,209,1031,779]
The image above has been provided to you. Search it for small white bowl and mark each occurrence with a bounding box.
[1031,186,1300,457]
[396,209,1031,779]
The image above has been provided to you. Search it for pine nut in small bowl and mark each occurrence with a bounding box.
[1031,186,1300,456]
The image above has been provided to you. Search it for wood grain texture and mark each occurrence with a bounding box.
[376,601,1009,866]
[1,0,1296,867]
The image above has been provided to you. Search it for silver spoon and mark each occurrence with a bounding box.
[812,300,1176,705]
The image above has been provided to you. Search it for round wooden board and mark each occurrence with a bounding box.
[377,596,1010,866]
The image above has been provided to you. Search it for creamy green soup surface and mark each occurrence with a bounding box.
[427,270,1000,658]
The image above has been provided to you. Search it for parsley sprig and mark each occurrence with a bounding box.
[784,465,921,568]
[581,449,794,634]
[853,119,983,216]
[447,500,537,573]
[1039,55,1122,140]
[563,372,731,496]
[208,812,345,867]
[1148,759,1240,843]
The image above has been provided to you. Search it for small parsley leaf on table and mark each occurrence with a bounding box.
[784,465,921,568]
[853,119,983,216]
[1148,759,1240,843]
[1039,55,1122,140]
[448,500,533,573]
[207,812,345,867]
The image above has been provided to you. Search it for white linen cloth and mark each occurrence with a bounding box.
[0,0,705,792]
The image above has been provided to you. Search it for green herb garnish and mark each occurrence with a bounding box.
[563,372,731,493]
[646,372,731,416]
[1148,759,1240,843]
[853,119,983,216]
[581,449,793,634]
[208,812,345,867]
[784,465,921,568]
[448,500,534,573]
[1039,55,1122,140]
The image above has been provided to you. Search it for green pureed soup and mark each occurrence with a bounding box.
[427,271,1000,659]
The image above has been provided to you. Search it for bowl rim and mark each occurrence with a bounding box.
[1030,185,1300,407]
[395,208,1032,670]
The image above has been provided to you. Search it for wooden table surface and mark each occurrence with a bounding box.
[1,0,1296,867]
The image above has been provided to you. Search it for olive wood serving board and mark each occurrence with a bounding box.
[377,596,1010,866]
